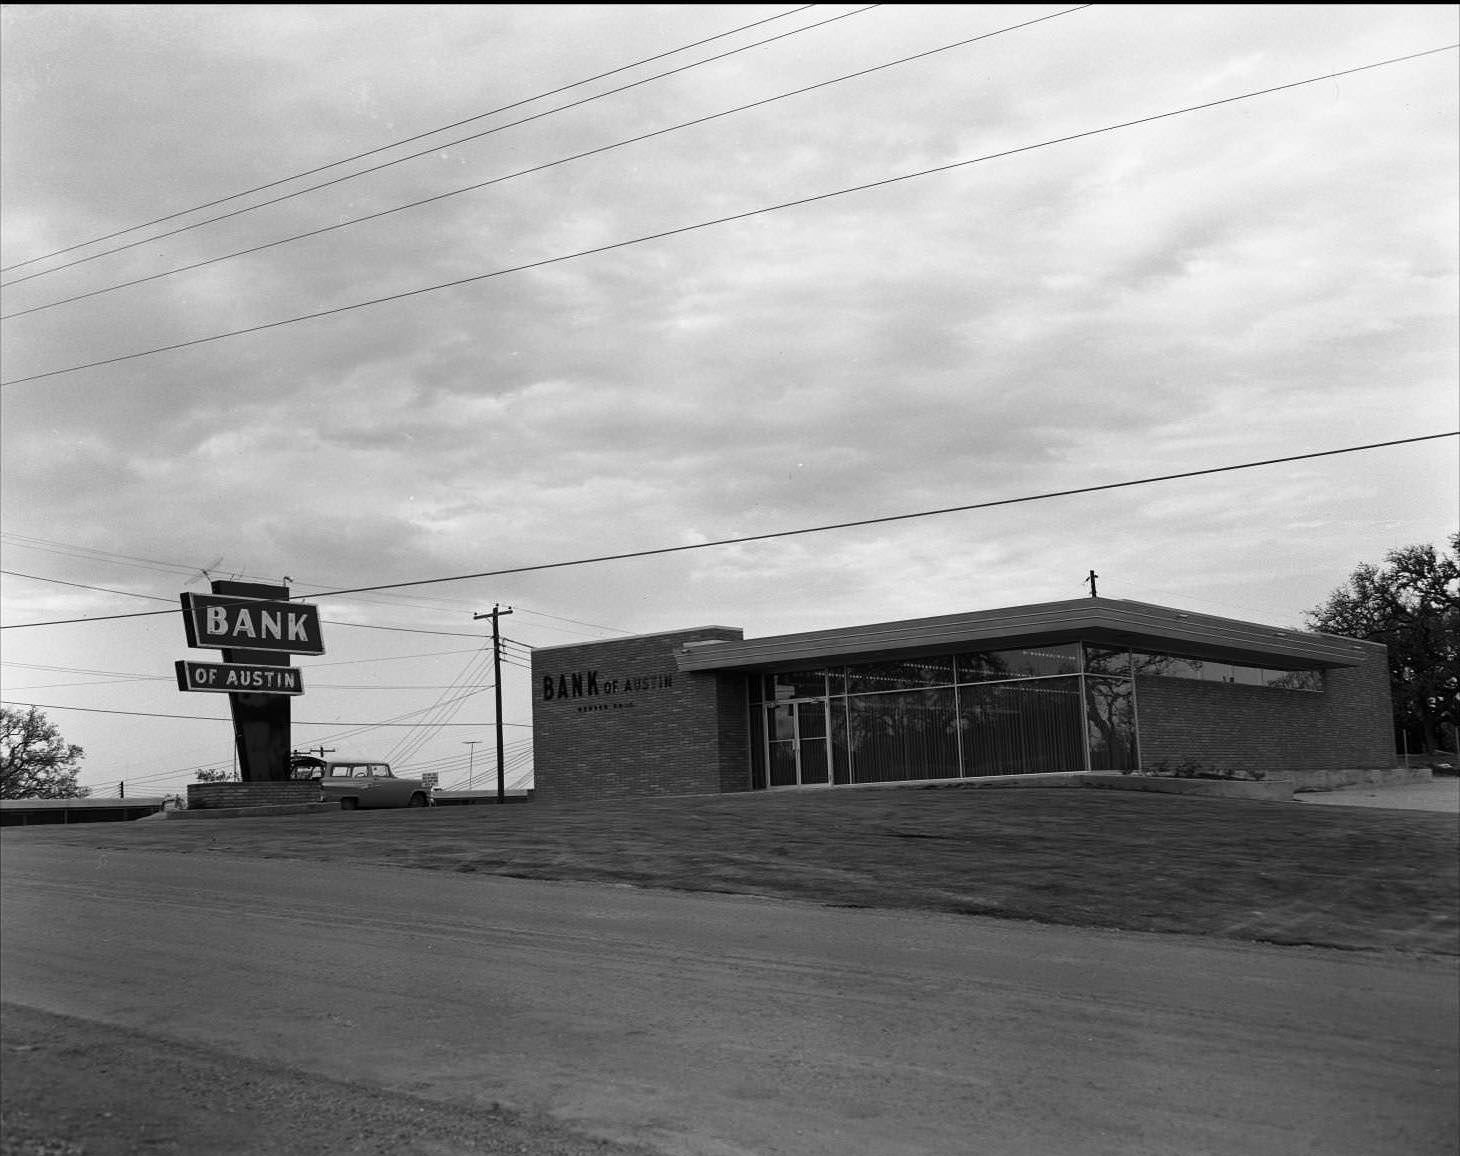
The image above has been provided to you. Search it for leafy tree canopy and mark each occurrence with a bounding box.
[195,768,233,782]
[1305,533,1460,754]
[0,706,89,799]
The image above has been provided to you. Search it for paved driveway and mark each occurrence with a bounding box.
[1296,775,1460,813]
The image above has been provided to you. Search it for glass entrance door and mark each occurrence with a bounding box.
[766,699,830,786]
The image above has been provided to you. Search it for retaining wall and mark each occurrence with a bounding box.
[186,782,321,809]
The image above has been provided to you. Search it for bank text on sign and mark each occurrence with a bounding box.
[180,593,325,655]
[175,660,305,695]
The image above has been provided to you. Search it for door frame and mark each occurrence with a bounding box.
[764,697,831,787]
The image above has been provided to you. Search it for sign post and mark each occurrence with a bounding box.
[176,580,324,781]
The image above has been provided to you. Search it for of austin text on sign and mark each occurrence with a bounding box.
[180,592,325,655]
[175,660,305,695]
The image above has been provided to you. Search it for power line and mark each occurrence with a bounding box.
[250,433,1460,600]
[5,41,1451,390]
[514,607,634,635]
[0,4,822,275]
[0,5,877,288]
[0,570,174,602]
[2,432,1454,629]
[2,647,492,673]
[308,647,485,668]
[2,677,501,691]
[0,568,486,637]
[0,532,493,615]
[384,637,498,764]
[1,662,146,675]
[328,621,486,639]
[0,654,513,691]
[3,4,1091,319]
[0,697,530,726]
[0,535,247,580]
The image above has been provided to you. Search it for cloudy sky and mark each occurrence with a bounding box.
[2,4,1456,797]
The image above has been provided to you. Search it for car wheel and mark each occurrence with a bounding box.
[340,797,359,811]
[409,792,429,807]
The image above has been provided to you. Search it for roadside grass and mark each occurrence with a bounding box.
[7,786,1457,956]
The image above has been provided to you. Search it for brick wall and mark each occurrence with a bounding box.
[186,782,322,809]
[532,627,749,804]
[1135,641,1396,777]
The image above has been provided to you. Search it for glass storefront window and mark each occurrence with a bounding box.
[749,702,766,789]
[960,677,1085,776]
[845,687,960,783]
[745,635,1329,791]
[1133,653,1203,679]
[1083,645,1132,677]
[956,645,1080,683]
[1131,651,1322,692]
[845,656,955,695]
[1085,676,1137,771]
[768,741,798,787]
[830,699,852,785]
[1263,669,1323,692]
[770,704,797,741]
[770,669,830,700]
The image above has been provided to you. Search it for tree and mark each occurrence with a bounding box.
[0,706,89,799]
[1305,533,1460,755]
[195,768,233,782]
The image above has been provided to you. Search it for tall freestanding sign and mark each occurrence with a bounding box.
[176,580,324,781]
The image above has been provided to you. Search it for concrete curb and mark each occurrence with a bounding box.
[1288,766,1434,792]
[147,801,339,821]
[1082,774,1295,802]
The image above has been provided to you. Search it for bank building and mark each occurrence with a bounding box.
[530,597,1394,804]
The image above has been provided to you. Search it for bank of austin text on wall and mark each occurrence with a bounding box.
[542,670,673,714]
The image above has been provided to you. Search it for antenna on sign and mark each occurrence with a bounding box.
[191,556,225,586]
[1086,570,1099,598]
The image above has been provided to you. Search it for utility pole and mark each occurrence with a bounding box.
[463,740,481,790]
[472,603,514,802]
[1086,570,1099,598]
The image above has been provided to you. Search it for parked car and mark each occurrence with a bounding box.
[289,755,433,810]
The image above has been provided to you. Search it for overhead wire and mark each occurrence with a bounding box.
[0,4,822,275]
[0,695,518,726]
[514,607,634,636]
[0,568,491,639]
[0,4,880,288]
[3,433,1455,630]
[434,736,535,790]
[383,642,496,765]
[0,533,496,616]
[4,41,1452,390]
[2,4,1093,320]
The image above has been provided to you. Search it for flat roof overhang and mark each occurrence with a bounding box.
[675,597,1372,675]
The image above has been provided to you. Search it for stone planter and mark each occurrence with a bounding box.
[1082,774,1294,802]
[186,782,323,809]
